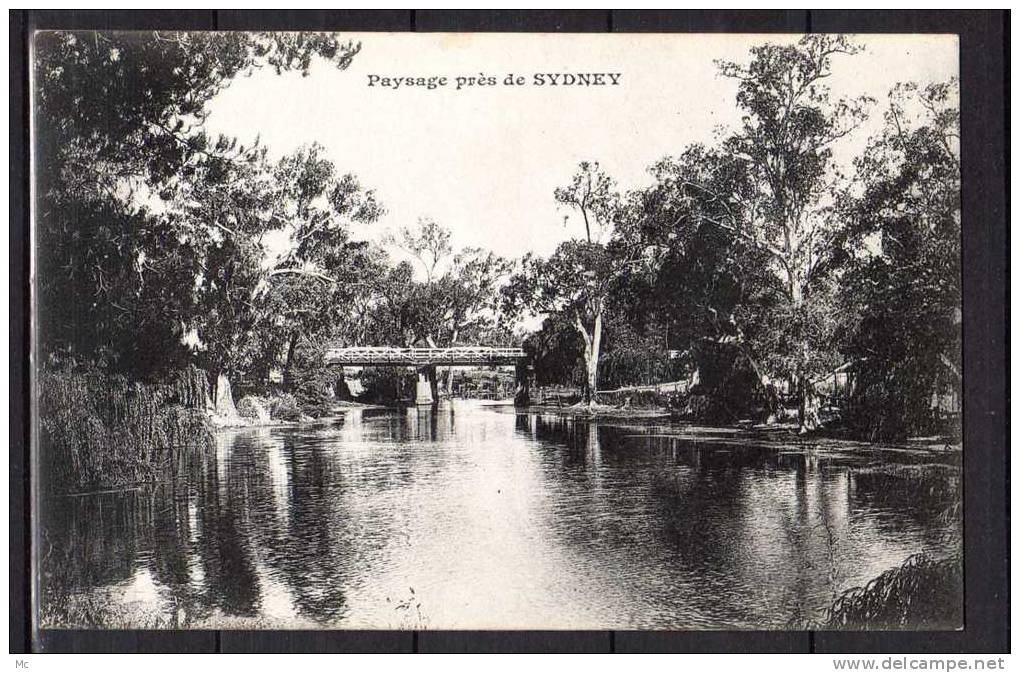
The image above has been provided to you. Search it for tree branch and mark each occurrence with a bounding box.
[268,267,336,283]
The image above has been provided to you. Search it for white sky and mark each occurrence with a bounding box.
[203,33,958,261]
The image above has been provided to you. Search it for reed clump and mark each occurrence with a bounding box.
[824,553,962,629]
[38,363,215,492]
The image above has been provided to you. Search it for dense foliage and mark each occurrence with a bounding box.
[825,553,962,629]
[839,81,962,438]
[34,31,363,377]
[38,361,213,491]
[506,37,959,436]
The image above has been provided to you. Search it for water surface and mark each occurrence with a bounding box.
[40,401,960,630]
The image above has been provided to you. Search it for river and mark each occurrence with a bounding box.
[39,401,961,630]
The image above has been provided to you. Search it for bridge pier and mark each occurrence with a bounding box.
[414,365,436,406]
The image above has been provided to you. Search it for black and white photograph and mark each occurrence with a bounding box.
[29,28,967,634]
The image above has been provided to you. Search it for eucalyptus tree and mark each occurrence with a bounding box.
[667,35,871,431]
[623,148,779,373]
[553,160,618,243]
[433,249,512,347]
[364,261,424,347]
[425,247,512,394]
[380,219,511,350]
[176,144,382,391]
[387,217,453,284]
[171,146,278,389]
[265,143,382,386]
[505,162,652,404]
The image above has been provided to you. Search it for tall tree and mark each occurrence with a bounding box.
[553,160,617,244]
[506,162,652,405]
[173,144,381,390]
[431,248,511,347]
[173,148,278,389]
[365,261,424,347]
[676,35,871,431]
[265,143,382,386]
[381,219,510,350]
[387,217,453,284]
[623,147,780,377]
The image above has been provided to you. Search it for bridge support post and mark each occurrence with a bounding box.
[415,366,435,406]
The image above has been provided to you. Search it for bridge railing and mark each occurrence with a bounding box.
[324,346,527,366]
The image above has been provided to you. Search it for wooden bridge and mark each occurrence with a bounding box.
[324,346,527,367]
[323,346,530,406]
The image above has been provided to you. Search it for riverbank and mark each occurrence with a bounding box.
[36,363,385,493]
[208,400,378,429]
[517,401,674,419]
[504,402,960,455]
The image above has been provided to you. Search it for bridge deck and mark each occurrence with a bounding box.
[324,346,526,366]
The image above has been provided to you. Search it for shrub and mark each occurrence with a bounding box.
[269,393,303,421]
[236,395,270,423]
[293,384,334,418]
[286,339,341,417]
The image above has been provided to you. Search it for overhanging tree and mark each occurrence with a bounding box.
[174,143,381,393]
[265,143,383,386]
[33,30,362,377]
[624,148,780,392]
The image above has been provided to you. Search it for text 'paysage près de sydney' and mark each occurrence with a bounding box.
[366,72,623,91]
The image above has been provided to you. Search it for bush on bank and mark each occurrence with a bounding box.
[824,553,962,629]
[268,393,304,421]
[236,395,271,423]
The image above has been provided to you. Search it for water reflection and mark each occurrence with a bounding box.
[40,403,960,630]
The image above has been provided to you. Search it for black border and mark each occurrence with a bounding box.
[9,5,30,659]
[9,9,1008,654]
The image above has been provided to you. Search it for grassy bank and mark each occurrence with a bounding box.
[38,364,215,493]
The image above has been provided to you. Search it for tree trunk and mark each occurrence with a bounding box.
[213,370,240,420]
[796,372,821,434]
[788,275,820,433]
[283,331,299,389]
[443,328,459,398]
[576,306,604,406]
[514,362,532,407]
[429,365,440,403]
